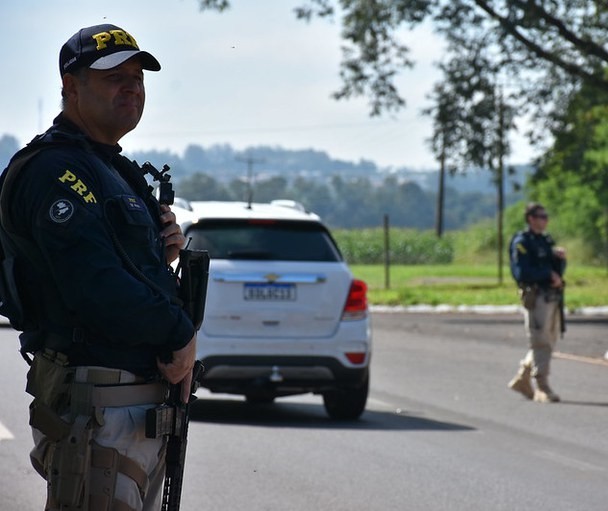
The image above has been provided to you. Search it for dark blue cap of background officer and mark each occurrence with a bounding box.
[59,24,161,77]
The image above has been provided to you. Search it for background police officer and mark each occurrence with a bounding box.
[1,24,196,510]
[508,202,566,403]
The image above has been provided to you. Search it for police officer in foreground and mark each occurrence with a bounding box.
[0,24,196,509]
[508,202,566,403]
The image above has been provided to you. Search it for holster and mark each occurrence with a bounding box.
[27,352,159,510]
[519,285,537,310]
[48,415,94,508]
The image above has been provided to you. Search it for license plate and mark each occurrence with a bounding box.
[244,283,296,301]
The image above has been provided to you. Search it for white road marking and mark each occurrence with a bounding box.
[554,351,608,367]
[0,420,14,441]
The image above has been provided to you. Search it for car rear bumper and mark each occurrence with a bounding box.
[199,355,369,396]
[196,318,372,361]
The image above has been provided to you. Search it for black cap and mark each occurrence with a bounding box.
[59,24,161,77]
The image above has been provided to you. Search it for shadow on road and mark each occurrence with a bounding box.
[189,397,475,432]
[435,315,608,327]
[559,400,608,408]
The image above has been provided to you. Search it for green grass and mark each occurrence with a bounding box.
[350,264,608,311]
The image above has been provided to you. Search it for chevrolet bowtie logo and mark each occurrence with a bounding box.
[264,273,280,283]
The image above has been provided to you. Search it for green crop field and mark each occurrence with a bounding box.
[350,264,608,311]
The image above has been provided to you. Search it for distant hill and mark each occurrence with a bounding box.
[128,143,379,183]
[128,142,532,196]
[0,134,531,196]
[384,165,531,196]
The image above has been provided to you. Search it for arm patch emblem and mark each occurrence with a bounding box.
[49,199,75,223]
[516,242,527,255]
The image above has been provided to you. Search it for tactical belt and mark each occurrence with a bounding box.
[71,366,167,410]
[27,353,168,441]
[74,366,145,385]
[72,381,168,409]
[28,352,169,413]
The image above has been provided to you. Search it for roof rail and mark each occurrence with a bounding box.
[270,199,306,212]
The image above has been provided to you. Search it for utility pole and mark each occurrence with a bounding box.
[236,154,264,208]
[496,85,506,285]
[435,128,446,238]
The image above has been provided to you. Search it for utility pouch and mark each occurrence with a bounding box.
[177,249,210,331]
[26,350,73,412]
[49,415,93,508]
[519,285,537,311]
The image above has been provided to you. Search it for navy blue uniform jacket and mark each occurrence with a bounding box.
[4,115,194,377]
[509,229,565,289]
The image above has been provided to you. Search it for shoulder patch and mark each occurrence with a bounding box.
[516,242,527,255]
[57,169,97,204]
[49,199,75,223]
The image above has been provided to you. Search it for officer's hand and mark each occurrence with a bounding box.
[553,246,567,260]
[160,204,186,264]
[550,271,563,289]
[157,335,197,403]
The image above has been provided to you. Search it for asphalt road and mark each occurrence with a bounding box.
[378,309,608,359]
[0,312,606,510]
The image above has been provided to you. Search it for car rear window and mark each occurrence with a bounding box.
[185,219,343,262]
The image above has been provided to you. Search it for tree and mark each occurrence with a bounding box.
[328,176,378,227]
[252,176,289,203]
[397,181,435,229]
[289,177,334,219]
[423,39,515,280]
[531,82,608,264]
[175,173,232,200]
[424,81,460,238]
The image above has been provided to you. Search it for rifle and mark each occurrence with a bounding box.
[146,246,209,510]
[559,282,566,336]
[143,161,210,510]
[146,360,204,511]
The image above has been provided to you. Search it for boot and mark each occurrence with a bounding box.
[534,375,560,403]
[508,365,534,399]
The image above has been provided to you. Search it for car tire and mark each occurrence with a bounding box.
[323,373,369,420]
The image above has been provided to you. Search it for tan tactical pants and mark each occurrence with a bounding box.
[28,358,169,511]
[31,403,165,511]
[522,289,561,377]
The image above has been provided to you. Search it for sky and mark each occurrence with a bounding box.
[0,0,535,170]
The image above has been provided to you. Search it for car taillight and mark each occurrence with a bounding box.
[345,352,366,364]
[341,279,368,321]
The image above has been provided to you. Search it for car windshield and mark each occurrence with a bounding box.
[185,219,343,262]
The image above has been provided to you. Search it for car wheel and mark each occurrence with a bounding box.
[323,374,369,420]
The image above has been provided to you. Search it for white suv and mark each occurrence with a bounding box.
[174,199,371,420]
